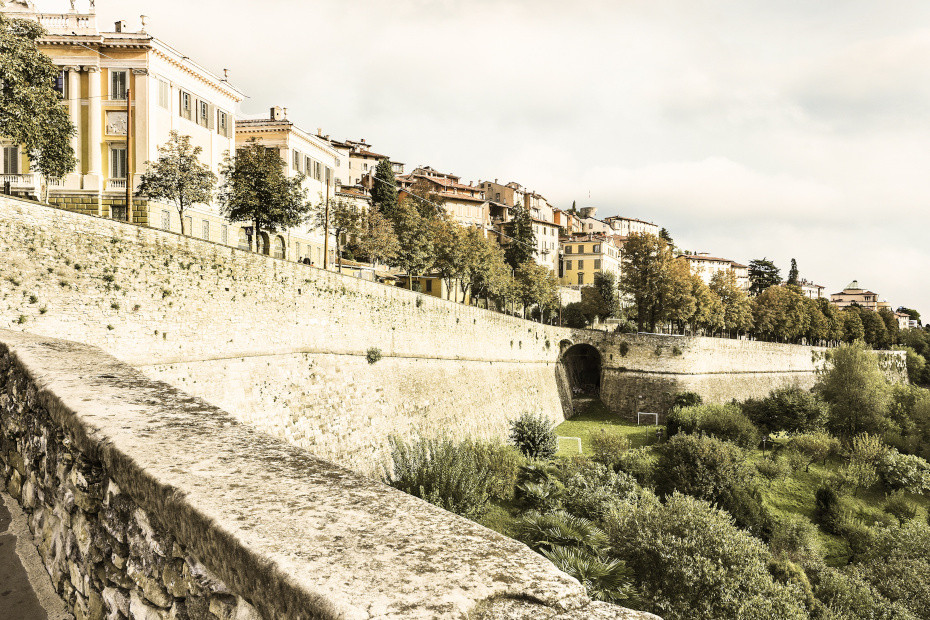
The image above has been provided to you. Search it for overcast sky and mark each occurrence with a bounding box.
[55,0,930,316]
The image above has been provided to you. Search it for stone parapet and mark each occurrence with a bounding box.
[0,329,656,619]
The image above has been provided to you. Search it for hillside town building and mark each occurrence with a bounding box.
[398,166,489,230]
[830,281,891,311]
[679,254,750,290]
[560,236,623,287]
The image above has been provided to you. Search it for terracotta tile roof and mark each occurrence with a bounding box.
[353,149,388,159]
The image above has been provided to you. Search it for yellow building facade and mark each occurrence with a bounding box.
[560,237,622,287]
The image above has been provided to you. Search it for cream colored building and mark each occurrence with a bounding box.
[560,236,622,287]
[798,279,826,299]
[830,281,891,311]
[236,107,341,265]
[532,218,560,272]
[603,215,659,237]
[1,2,243,238]
[680,254,750,290]
[399,166,489,230]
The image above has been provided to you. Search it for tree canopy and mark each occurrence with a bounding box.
[748,258,782,295]
[504,202,536,269]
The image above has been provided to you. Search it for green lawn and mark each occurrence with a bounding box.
[554,398,664,456]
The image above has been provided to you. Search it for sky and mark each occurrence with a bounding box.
[45,0,930,316]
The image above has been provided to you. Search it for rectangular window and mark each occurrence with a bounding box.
[217,110,229,137]
[565,260,572,270]
[53,70,66,98]
[325,167,332,185]
[158,80,170,109]
[3,146,20,174]
[110,70,127,100]
[179,91,192,120]
[577,273,584,285]
[221,225,228,245]
[426,279,433,292]
[594,259,601,269]
[110,146,127,179]
[578,260,584,270]
[593,244,600,253]
[565,246,572,254]
[161,210,170,230]
[197,100,212,128]
[314,161,322,181]
[202,220,210,241]
[293,150,301,171]
[184,216,192,233]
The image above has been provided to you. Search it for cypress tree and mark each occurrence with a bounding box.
[370,158,398,220]
[505,202,536,269]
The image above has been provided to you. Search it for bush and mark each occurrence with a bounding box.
[767,513,821,562]
[666,403,760,449]
[509,412,557,459]
[784,431,841,472]
[606,492,809,620]
[756,455,791,480]
[541,545,637,605]
[849,520,930,618]
[515,509,608,555]
[614,447,655,485]
[670,392,702,409]
[804,561,920,620]
[560,463,643,522]
[884,490,918,524]
[589,430,630,469]
[741,387,828,434]
[654,434,766,533]
[384,436,490,520]
[514,461,563,512]
[365,347,382,364]
[817,342,892,439]
[472,443,525,501]
[814,486,842,534]
[877,450,930,494]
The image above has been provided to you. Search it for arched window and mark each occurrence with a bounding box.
[258,232,270,255]
[273,236,285,259]
[237,228,250,251]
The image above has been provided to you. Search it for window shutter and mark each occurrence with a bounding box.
[208,104,215,130]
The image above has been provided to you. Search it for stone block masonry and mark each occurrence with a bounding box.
[0,329,656,619]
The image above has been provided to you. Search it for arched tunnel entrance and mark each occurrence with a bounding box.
[560,343,602,397]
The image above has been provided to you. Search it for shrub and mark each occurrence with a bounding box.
[615,447,655,485]
[472,443,524,501]
[606,492,809,620]
[509,412,557,459]
[654,434,765,532]
[805,561,920,620]
[365,347,382,364]
[756,455,791,480]
[515,510,608,555]
[541,546,637,605]
[670,392,702,409]
[817,342,892,439]
[884,490,918,524]
[666,403,760,449]
[814,486,842,534]
[876,450,930,494]
[785,431,841,472]
[741,387,828,434]
[849,520,930,618]
[560,463,642,522]
[384,436,490,520]
[767,513,821,562]
[589,430,630,469]
[16,315,27,324]
[514,461,563,511]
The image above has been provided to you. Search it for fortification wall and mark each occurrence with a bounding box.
[0,196,569,473]
[0,330,652,619]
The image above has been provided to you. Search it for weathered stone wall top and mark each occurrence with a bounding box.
[0,328,652,619]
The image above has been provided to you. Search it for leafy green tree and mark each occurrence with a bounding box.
[741,387,829,434]
[352,207,399,268]
[218,138,311,251]
[748,258,782,296]
[0,12,76,197]
[514,260,558,322]
[857,307,890,349]
[369,158,398,220]
[879,307,900,347]
[664,258,696,334]
[504,202,536,269]
[710,270,753,337]
[471,238,511,308]
[606,492,809,620]
[787,258,799,286]
[816,342,892,439]
[593,271,620,318]
[842,307,866,342]
[432,215,483,301]
[658,227,674,247]
[785,431,840,471]
[136,132,216,236]
[313,196,361,272]
[390,198,435,289]
[619,232,673,332]
[691,275,725,335]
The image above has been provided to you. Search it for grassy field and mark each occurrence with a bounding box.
[554,398,664,455]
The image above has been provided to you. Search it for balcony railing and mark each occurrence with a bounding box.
[106,178,127,191]
[0,173,39,189]
[36,13,97,35]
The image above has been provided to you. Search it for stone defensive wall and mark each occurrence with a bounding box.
[1,329,654,619]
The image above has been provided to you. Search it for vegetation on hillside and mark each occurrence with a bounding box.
[384,343,930,619]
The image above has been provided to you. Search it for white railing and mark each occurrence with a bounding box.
[36,13,98,36]
[0,173,39,189]
[105,178,127,191]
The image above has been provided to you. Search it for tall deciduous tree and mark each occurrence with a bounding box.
[0,13,76,198]
[136,131,216,236]
[353,207,399,269]
[369,158,398,220]
[816,342,891,439]
[710,271,753,337]
[748,258,782,296]
[619,232,673,332]
[390,197,435,289]
[504,202,536,269]
[514,260,558,322]
[313,196,361,272]
[217,138,311,251]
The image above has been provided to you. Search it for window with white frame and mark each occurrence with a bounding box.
[158,80,170,109]
[3,146,20,174]
[161,210,170,230]
[216,110,230,137]
[293,150,301,171]
[179,91,192,120]
[53,70,67,98]
[110,70,127,100]
[110,145,127,179]
[196,100,212,128]
[221,225,228,245]
[202,220,210,240]
[314,161,322,181]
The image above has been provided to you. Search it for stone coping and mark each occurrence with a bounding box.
[0,329,620,619]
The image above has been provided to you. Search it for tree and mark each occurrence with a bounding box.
[691,276,724,335]
[136,132,216,236]
[217,138,311,252]
[0,13,76,199]
[748,258,782,296]
[842,307,866,343]
[390,198,435,289]
[352,207,399,269]
[619,232,673,332]
[313,196,361,272]
[658,227,674,247]
[879,307,900,347]
[664,258,696,334]
[787,258,799,286]
[471,238,511,309]
[504,202,536,269]
[432,215,481,301]
[369,158,398,220]
[593,271,620,319]
[514,260,558,321]
[710,271,752,337]
[816,342,892,439]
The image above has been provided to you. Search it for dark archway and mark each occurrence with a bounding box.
[561,343,602,396]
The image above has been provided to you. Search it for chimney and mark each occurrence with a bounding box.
[270,106,285,121]
[114,20,126,32]
[317,128,322,136]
